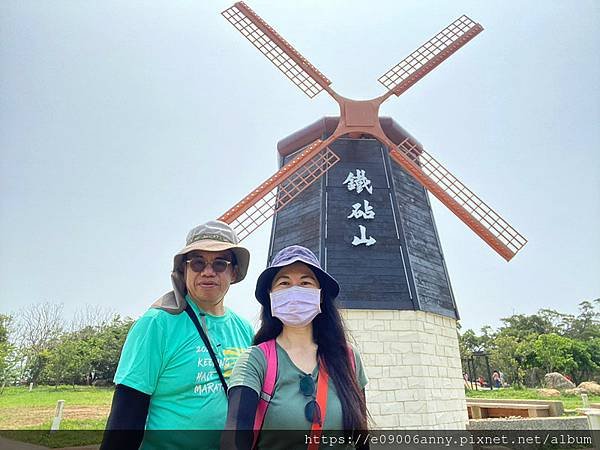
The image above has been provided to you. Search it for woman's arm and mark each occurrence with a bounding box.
[221,385,259,450]
[100,384,150,450]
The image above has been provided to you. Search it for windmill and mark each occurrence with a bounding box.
[218,2,526,318]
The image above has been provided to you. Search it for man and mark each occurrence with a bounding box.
[101,220,254,450]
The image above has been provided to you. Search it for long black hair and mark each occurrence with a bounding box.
[253,291,368,432]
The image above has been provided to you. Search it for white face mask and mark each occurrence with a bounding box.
[269,286,322,327]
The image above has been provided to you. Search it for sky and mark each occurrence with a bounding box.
[1,0,598,334]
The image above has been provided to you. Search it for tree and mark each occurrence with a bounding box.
[43,335,91,388]
[40,314,134,387]
[461,302,600,387]
[14,302,64,384]
[88,316,133,382]
[566,300,600,341]
[0,314,16,392]
[533,333,579,375]
[70,304,116,332]
[498,313,554,340]
[571,338,599,384]
[489,334,537,388]
[537,308,574,335]
[459,329,483,358]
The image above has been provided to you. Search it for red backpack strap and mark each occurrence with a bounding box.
[307,360,329,450]
[347,345,356,373]
[252,339,278,449]
[308,349,354,450]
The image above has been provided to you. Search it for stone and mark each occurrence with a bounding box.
[544,372,575,390]
[537,388,561,397]
[564,387,587,396]
[578,381,600,395]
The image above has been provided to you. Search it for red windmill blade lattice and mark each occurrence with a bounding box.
[222,2,331,98]
[218,139,339,241]
[381,136,527,261]
[378,15,483,97]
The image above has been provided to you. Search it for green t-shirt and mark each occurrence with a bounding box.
[229,342,368,450]
[114,296,254,449]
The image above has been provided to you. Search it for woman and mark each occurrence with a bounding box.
[222,245,369,449]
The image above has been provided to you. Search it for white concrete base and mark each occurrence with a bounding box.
[341,309,468,429]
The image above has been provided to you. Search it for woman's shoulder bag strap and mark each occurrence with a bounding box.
[252,339,278,449]
[253,342,355,450]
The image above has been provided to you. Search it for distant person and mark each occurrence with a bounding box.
[463,372,472,390]
[492,370,501,388]
[222,245,368,450]
[101,221,254,450]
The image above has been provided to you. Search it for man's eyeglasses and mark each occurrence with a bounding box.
[186,258,233,274]
[299,374,322,425]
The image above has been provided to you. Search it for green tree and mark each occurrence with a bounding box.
[15,303,64,384]
[0,314,16,392]
[460,302,600,387]
[89,316,133,382]
[533,333,581,375]
[498,313,554,340]
[537,308,573,335]
[489,334,537,388]
[571,338,599,384]
[43,335,91,388]
[459,329,483,358]
[566,300,600,341]
[40,315,133,387]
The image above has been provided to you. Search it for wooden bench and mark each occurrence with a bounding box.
[468,402,550,419]
[466,398,563,418]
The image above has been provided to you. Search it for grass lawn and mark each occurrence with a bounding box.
[0,386,112,447]
[465,386,600,411]
[0,385,114,409]
[0,385,595,448]
[0,385,113,430]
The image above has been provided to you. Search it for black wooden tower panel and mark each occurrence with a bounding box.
[268,118,458,319]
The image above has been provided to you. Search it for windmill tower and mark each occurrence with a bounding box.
[219,2,526,429]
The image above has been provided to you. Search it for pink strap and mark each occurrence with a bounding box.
[347,346,356,373]
[253,339,277,449]
[252,342,356,450]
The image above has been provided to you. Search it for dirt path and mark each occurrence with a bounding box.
[0,405,110,429]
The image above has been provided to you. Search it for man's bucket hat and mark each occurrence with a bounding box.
[152,220,250,314]
[255,245,340,305]
[173,220,250,283]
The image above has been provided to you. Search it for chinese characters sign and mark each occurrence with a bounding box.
[322,139,415,310]
[344,169,376,247]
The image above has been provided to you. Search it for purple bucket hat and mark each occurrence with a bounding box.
[255,245,340,305]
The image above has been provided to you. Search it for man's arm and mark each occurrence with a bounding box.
[100,384,150,450]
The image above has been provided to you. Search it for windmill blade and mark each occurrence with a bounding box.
[222,2,332,99]
[378,15,483,97]
[388,138,526,261]
[218,140,339,241]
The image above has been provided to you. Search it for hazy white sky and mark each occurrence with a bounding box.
[1,0,598,333]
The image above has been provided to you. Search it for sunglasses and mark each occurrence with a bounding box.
[299,374,322,425]
[186,257,233,274]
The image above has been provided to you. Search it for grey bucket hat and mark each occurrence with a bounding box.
[255,245,339,305]
[172,220,250,282]
[152,220,250,314]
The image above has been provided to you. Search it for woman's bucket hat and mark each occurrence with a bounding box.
[255,245,340,305]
